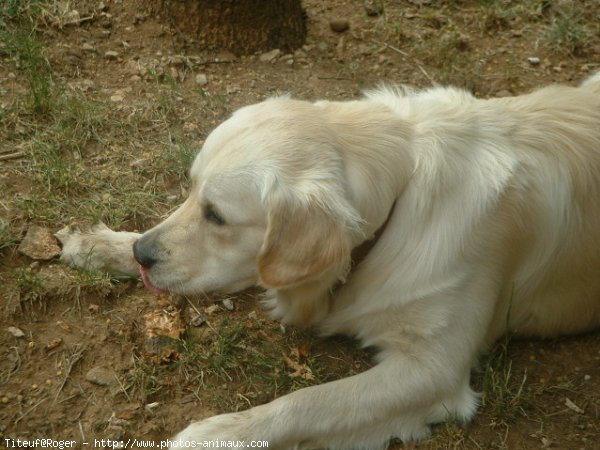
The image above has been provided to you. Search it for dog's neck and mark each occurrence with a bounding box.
[349,200,397,272]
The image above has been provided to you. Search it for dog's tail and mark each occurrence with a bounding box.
[580,71,600,94]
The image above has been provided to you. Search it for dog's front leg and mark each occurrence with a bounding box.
[171,289,496,449]
[171,340,482,447]
[55,223,141,277]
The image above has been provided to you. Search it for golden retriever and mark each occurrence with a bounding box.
[58,72,600,449]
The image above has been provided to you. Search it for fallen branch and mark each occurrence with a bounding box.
[0,151,26,161]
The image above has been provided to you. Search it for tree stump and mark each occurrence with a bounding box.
[158,0,307,55]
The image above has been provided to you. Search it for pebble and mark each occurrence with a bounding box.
[65,10,81,26]
[527,57,541,65]
[18,225,62,261]
[190,314,207,327]
[82,43,96,52]
[329,19,350,33]
[195,73,208,86]
[259,48,281,63]
[85,366,115,386]
[222,298,234,311]
[7,326,25,338]
[104,50,119,60]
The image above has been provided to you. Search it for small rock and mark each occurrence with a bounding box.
[226,85,241,95]
[145,402,160,412]
[98,2,108,12]
[329,19,350,33]
[7,326,25,338]
[46,338,62,351]
[110,93,124,102]
[527,56,541,65]
[584,374,592,381]
[100,30,111,38]
[169,55,185,67]
[130,75,141,83]
[65,10,81,26]
[82,43,96,52]
[222,298,234,311]
[18,226,62,261]
[80,79,96,91]
[259,48,281,63]
[204,304,220,315]
[364,0,384,16]
[104,50,119,60]
[190,314,207,327]
[86,366,115,386]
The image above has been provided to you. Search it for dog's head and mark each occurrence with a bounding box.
[133,97,363,295]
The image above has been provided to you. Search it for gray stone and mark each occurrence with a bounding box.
[85,366,115,386]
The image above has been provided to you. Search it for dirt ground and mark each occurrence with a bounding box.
[1,1,600,449]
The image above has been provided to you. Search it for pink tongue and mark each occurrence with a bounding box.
[139,266,168,296]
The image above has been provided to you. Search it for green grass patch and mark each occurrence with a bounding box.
[546,8,591,56]
[479,340,532,423]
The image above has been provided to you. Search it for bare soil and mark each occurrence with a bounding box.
[1,1,600,449]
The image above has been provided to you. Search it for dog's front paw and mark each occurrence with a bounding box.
[55,223,140,277]
[170,413,259,449]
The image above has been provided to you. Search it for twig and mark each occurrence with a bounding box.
[5,347,21,381]
[15,398,46,424]
[113,370,131,402]
[54,345,86,402]
[197,60,235,65]
[0,151,26,161]
[78,421,86,443]
[374,41,437,84]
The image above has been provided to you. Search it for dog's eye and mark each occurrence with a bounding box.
[204,206,225,226]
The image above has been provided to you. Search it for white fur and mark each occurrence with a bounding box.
[59,73,600,449]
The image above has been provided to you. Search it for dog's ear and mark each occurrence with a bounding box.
[258,195,352,289]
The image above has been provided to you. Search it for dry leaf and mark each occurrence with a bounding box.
[143,306,185,339]
[283,352,314,381]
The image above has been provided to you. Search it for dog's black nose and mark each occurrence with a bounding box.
[133,234,158,269]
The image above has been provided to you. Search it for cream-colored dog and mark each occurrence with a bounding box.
[59,73,600,449]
